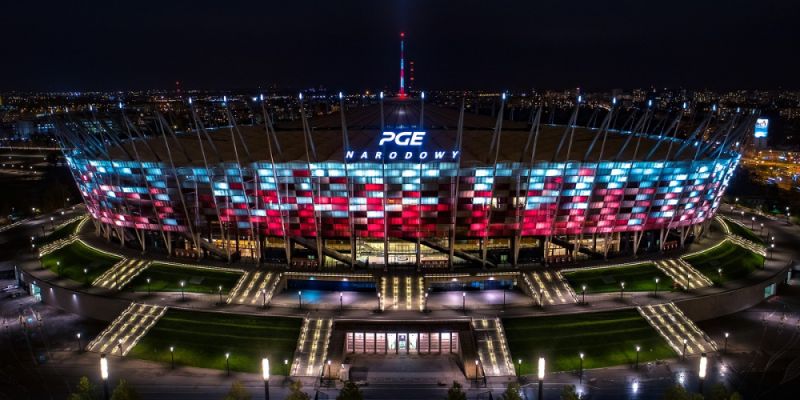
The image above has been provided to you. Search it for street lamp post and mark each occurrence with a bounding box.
[537,357,545,400]
[517,358,522,378]
[179,280,185,301]
[376,292,381,312]
[751,216,755,229]
[620,282,625,299]
[581,285,586,304]
[262,357,270,400]
[654,277,660,297]
[686,273,691,292]
[100,353,110,400]
[339,292,343,313]
[635,345,640,369]
[462,291,466,313]
[717,268,723,282]
[76,332,82,352]
[698,353,707,394]
[170,346,175,369]
[682,339,688,360]
[218,285,223,305]
[298,291,302,309]
[723,332,729,353]
[579,353,584,384]
[83,268,88,286]
[146,277,151,295]
[225,352,230,376]
[284,359,289,376]
[262,288,267,309]
[326,359,331,381]
[474,359,480,385]
[424,292,428,313]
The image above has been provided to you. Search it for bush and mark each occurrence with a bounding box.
[67,376,97,400]
[110,379,140,400]
[447,381,466,400]
[336,381,364,400]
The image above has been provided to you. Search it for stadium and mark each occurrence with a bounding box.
[57,95,747,270]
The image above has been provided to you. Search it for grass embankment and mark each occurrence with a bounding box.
[125,264,243,295]
[41,241,120,283]
[128,309,302,374]
[683,241,763,285]
[503,309,676,375]
[725,219,766,245]
[35,219,81,245]
[563,262,674,294]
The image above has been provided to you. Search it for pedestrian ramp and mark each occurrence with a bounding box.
[380,275,426,311]
[291,317,333,377]
[655,259,712,290]
[520,271,578,305]
[86,303,167,356]
[472,318,515,377]
[638,303,717,356]
[226,271,282,306]
[93,259,151,290]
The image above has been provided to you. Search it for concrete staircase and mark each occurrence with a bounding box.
[86,303,167,356]
[380,275,426,312]
[655,259,713,290]
[226,271,282,306]
[472,318,515,377]
[638,303,717,356]
[520,271,578,305]
[93,259,151,290]
[291,317,333,377]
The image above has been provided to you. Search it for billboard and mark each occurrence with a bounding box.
[755,118,769,138]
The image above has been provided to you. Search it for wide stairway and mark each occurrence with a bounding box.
[638,303,717,356]
[86,303,167,356]
[472,318,515,377]
[291,317,333,377]
[520,271,578,305]
[226,271,282,306]
[93,259,151,290]
[380,275,426,311]
[655,259,713,290]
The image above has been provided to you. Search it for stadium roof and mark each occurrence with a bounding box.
[108,100,702,165]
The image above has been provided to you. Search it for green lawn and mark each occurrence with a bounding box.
[725,219,766,245]
[128,309,301,374]
[41,241,120,283]
[683,241,763,285]
[563,263,674,294]
[503,310,676,375]
[124,264,243,295]
[35,219,81,245]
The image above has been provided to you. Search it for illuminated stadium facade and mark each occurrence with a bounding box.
[57,95,750,269]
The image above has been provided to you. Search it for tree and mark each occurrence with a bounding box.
[336,381,364,400]
[501,382,523,400]
[662,385,703,400]
[223,380,251,400]
[707,383,743,400]
[559,384,580,400]
[110,379,140,400]
[447,381,467,400]
[68,376,97,400]
[286,381,310,400]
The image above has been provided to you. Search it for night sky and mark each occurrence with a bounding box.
[1,0,798,91]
